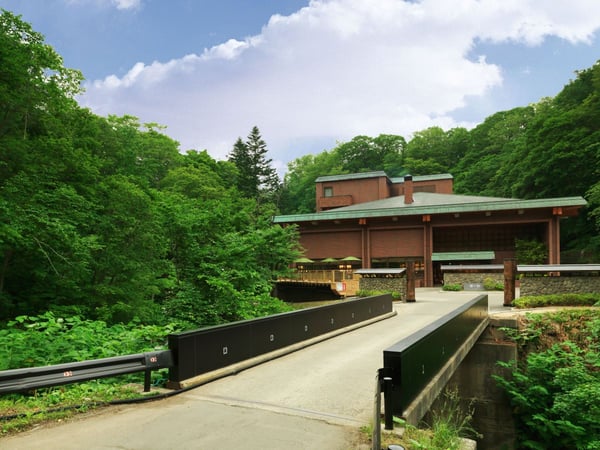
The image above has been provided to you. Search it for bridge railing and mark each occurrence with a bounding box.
[168,294,393,386]
[382,294,488,423]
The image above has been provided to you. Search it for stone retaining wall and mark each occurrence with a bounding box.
[359,277,406,301]
[520,276,600,296]
[444,272,503,287]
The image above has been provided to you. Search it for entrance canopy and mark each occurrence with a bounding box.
[431,251,495,262]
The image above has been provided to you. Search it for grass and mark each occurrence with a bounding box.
[0,378,163,436]
[360,389,480,449]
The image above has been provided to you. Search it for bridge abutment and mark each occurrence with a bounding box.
[428,315,517,450]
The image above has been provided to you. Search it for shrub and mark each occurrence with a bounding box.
[514,293,600,309]
[442,283,462,291]
[494,309,600,449]
[483,277,504,291]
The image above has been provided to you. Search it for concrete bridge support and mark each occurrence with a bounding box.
[428,315,518,450]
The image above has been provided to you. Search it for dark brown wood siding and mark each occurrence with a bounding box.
[370,228,424,258]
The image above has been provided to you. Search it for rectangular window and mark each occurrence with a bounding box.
[324,186,333,197]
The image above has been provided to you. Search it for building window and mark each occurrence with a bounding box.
[324,186,333,197]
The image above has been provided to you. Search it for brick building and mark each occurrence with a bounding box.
[273,172,587,287]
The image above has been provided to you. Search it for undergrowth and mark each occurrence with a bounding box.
[493,309,600,449]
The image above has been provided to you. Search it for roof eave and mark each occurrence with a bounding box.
[272,196,587,224]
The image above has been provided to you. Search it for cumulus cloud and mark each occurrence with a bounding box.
[79,0,600,169]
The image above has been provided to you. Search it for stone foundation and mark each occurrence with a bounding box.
[444,272,503,287]
[520,275,600,296]
[359,277,406,301]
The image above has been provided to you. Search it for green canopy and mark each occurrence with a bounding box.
[320,257,338,263]
[341,256,361,261]
[294,257,315,263]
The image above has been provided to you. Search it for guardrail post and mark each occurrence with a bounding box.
[383,374,394,430]
[144,370,151,392]
[374,368,396,450]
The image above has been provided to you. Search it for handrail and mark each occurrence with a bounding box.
[0,350,173,394]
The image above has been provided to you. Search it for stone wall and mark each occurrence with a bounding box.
[444,272,503,287]
[520,275,600,296]
[359,276,406,301]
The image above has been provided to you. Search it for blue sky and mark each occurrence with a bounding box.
[2,0,599,174]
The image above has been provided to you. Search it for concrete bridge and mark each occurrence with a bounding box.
[2,289,512,450]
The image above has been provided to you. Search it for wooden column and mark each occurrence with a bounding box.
[406,261,416,302]
[503,258,516,306]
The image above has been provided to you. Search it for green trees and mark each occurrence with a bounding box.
[0,11,298,326]
[228,126,281,202]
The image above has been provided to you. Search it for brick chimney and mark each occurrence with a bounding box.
[404,174,414,204]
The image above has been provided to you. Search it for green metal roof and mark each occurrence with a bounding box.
[315,171,387,183]
[432,251,495,261]
[273,192,587,224]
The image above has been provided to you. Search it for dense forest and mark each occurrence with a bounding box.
[1,9,599,327]
[0,11,300,326]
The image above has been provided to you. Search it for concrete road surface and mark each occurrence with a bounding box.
[1,289,504,450]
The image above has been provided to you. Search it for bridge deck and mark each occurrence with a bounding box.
[2,289,506,450]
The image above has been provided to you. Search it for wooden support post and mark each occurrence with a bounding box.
[504,259,516,307]
[406,261,416,302]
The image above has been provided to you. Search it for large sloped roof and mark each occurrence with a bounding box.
[273,192,587,223]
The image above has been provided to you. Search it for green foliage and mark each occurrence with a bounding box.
[514,293,600,309]
[442,283,463,291]
[373,389,479,450]
[515,239,548,264]
[494,309,600,449]
[0,13,300,326]
[483,277,504,291]
[0,312,180,370]
[228,126,280,203]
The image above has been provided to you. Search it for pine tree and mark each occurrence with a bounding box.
[228,126,280,201]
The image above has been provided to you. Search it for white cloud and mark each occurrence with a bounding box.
[66,0,141,10]
[79,0,600,169]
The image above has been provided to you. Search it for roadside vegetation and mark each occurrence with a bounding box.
[0,312,178,435]
[359,389,479,449]
[513,293,600,309]
[494,307,600,449]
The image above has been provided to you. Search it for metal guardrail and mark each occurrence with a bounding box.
[0,350,173,394]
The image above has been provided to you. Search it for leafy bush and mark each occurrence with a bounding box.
[0,312,181,371]
[442,283,462,291]
[514,293,600,309]
[494,309,600,449]
[483,277,504,291]
[515,238,548,264]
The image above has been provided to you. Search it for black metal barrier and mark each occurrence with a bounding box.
[382,294,488,419]
[168,294,393,383]
[0,350,173,394]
